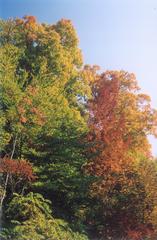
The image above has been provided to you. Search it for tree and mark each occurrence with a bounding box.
[85,71,157,239]
[0,16,93,237]
[1,16,157,240]
[1,192,89,240]
[0,155,35,200]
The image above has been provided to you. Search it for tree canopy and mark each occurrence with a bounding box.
[0,16,157,240]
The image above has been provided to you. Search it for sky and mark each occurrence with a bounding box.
[1,0,157,155]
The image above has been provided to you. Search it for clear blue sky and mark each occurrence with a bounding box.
[1,0,157,155]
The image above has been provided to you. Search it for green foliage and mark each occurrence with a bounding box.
[0,16,92,158]
[1,218,89,240]
[0,15,92,239]
[6,192,52,221]
[28,134,94,229]
[2,193,88,240]
[1,16,157,240]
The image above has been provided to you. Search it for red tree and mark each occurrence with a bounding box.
[85,71,156,239]
[0,156,36,196]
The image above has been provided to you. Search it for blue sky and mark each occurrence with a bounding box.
[1,0,157,155]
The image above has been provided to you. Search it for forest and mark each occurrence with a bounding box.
[1,16,157,240]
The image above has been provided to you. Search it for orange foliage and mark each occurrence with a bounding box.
[85,71,157,239]
[127,224,154,240]
[0,156,36,181]
[86,70,156,177]
[17,86,45,126]
[23,15,37,28]
[86,72,130,177]
[20,116,27,123]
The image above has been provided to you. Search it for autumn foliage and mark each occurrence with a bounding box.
[0,156,35,182]
[85,71,157,239]
[1,16,157,240]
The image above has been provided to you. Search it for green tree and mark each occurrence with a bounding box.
[1,192,88,240]
[0,16,93,237]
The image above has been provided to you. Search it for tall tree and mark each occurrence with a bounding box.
[0,16,93,237]
[85,71,157,239]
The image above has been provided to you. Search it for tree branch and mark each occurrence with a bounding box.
[0,134,18,206]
